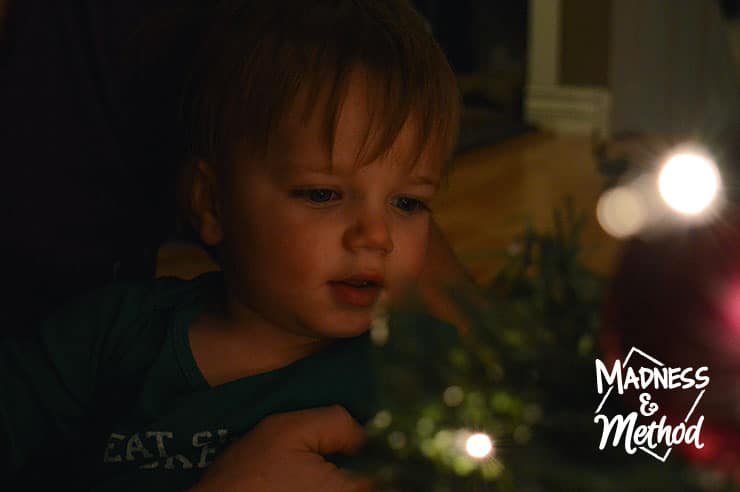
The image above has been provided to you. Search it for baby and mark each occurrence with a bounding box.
[0,1,460,490]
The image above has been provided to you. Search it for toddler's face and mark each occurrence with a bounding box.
[217,75,443,339]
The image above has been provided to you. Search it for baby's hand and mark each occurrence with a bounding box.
[188,405,373,492]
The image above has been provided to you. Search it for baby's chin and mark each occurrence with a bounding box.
[306,289,389,337]
[306,310,380,339]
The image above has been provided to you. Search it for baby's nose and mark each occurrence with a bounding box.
[343,209,394,255]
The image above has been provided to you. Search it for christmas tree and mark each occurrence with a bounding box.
[358,201,740,492]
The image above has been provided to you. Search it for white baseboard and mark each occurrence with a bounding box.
[524,84,611,138]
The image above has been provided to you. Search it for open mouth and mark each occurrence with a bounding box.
[330,280,383,307]
[340,279,379,288]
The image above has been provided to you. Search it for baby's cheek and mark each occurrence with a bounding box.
[402,246,426,278]
[389,229,429,284]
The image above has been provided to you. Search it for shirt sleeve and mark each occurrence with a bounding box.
[0,282,156,471]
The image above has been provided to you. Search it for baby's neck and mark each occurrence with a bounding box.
[188,302,333,387]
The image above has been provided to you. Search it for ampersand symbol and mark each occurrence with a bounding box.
[639,392,658,417]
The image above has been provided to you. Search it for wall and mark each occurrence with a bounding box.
[609,0,739,136]
[560,0,611,86]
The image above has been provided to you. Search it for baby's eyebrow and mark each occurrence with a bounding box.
[409,175,440,188]
[271,158,331,179]
[280,156,440,188]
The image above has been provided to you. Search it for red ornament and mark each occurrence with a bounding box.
[601,205,740,477]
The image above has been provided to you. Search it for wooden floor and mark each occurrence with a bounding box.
[157,132,622,286]
[432,132,621,284]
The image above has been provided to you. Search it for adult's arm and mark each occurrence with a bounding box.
[0,282,162,489]
[0,0,8,33]
[0,0,186,336]
[391,217,489,335]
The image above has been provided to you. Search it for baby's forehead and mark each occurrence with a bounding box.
[270,108,442,181]
[269,148,442,190]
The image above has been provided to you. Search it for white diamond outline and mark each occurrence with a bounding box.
[594,346,706,462]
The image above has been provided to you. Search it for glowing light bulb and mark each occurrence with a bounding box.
[465,432,493,459]
[658,152,721,215]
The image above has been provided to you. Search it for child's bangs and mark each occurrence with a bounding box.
[303,56,460,177]
[255,62,459,178]
[183,1,460,179]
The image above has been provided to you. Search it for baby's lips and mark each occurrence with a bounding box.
[338,272,385,287]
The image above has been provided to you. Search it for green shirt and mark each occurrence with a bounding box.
[0,271,377,491]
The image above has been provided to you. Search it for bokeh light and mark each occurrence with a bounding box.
[443,385,465,407]
[596,186,647,238]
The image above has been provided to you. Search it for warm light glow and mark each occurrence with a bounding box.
[465,433,493,459]
[658,152,721,215]
[596,186,646,238]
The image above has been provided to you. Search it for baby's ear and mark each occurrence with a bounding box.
[188,160,224,247]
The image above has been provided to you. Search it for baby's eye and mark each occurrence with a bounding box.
[393,196,430,214]
[292,188,340,204]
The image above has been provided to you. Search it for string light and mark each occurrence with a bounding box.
[370,310,389,346]
[657,151,721,216]
[465,432,494,459]
[597,146,724,238]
